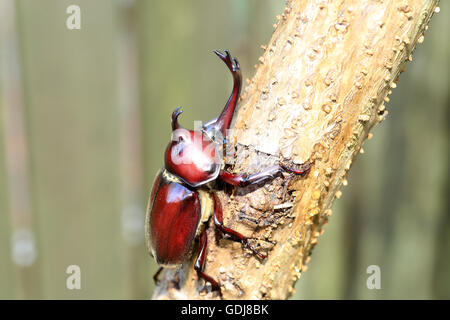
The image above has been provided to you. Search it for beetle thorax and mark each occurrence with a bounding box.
[165,128,222,187]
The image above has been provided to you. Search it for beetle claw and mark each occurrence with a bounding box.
[153,266,164,285]
[242,239,267,260]
[280,161,311,177]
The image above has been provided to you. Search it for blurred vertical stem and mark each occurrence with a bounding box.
[0,0,40,299]
[15,0,122,298]
[115,0,150,299]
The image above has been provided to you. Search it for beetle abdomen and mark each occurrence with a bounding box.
[146,170,202,267]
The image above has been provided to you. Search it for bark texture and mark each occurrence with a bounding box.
[153,0,440,300]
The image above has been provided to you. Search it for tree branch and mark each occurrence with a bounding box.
[152,0,440,300]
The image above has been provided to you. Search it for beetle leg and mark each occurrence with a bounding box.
[204,50,242,138]
[212,193,266,260]
[153,266,164,284]
[219,162,310,187]
[194,229,222,295]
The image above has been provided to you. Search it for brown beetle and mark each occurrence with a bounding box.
[146,50,309,295]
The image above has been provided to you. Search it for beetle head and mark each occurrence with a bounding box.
[164,107,221,187]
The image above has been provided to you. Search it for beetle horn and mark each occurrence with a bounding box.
[208,50,241,137]
[171,106,183,130]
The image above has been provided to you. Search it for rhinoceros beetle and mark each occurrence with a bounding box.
[145,50,310,295]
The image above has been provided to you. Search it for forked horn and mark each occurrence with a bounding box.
[171,106,183,131]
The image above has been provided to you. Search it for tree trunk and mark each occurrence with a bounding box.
[153,0,440,300]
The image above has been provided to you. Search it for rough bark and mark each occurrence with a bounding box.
[153,0,440,300]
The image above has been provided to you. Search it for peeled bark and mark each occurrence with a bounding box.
[153,0,440,300]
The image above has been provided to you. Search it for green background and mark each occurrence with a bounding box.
[0,0,448,299]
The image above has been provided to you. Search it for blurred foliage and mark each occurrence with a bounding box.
[0,0,448,299]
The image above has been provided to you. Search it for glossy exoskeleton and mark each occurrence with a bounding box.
[145,50,310,295]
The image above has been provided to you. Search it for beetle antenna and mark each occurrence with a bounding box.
[171,106,183,130]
